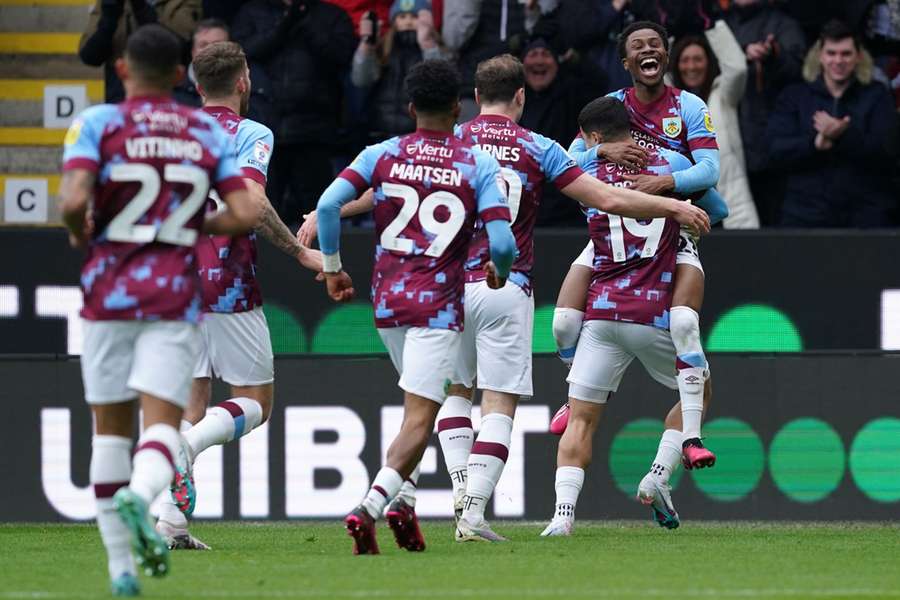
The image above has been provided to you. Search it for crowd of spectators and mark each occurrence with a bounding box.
[79,0,900,229]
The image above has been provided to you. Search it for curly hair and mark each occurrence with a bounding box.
[404,59,461,114]
[617,20,670,60]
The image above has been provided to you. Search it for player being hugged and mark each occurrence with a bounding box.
[153,41,327,551]
[59,24,257,596]
[556,21,722,472]
[315,59,517,555]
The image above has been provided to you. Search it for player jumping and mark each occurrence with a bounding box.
[60,24,257,596]
[315,59,517,555]
[154,41,327,550]
[553,21,721,473]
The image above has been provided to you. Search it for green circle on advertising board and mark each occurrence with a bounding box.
[532,304,557,353]
[769,418,845,502]
[706,304,803,352]
[849,417,900,502]
[311,302,387,354]
[609,418,682,497]
[692,418,764,501]
[263,303,308,353]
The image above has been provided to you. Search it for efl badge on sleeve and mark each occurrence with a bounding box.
[704,111,715,133]
[662,117,682,138]
[64,118,83,146]
[254,139,271,165]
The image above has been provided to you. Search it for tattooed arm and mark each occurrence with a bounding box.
[59,168,96,249]
[245,178,323,272]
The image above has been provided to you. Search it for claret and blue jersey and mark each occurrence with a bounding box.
[321,129,512,331]
[456,114,583,295]
[195,106,275,314]
[61,96,245,323]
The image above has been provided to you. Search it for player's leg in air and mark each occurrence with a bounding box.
[548,241,594,434]
[669,234,715,469]
[156,313,275,549]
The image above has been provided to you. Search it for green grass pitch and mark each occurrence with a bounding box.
[2,521,899,599]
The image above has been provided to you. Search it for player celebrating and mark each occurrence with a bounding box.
[539,95,710,537]
[548,97,726,533]
[561,21,721,470]
[60,25,257,596]
[315,59,516,555]
[429,54,711,543]
[154,41,326,550]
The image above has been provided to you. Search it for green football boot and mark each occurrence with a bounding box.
[113,488,170,578]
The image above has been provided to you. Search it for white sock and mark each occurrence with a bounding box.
[130,424,180,505]
[670,306,706,440]
[649,429,683,485]
[396,464,420,507]
[179,419,193,432]
[156,497,187,530]
[462,413,513,523]
[437,395,474,497]
[91,435,136,579]
[183,397,263,458]
[553,307,584,366]
[361,467,403,519]
[553,466,584,520]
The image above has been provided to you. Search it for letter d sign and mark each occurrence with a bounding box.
[44,85,88,129]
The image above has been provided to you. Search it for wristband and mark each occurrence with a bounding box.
[322,252,342,273]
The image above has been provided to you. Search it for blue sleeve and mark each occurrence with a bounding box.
[235,120,274,181]
[211,122,243,186]
[342,140,393,190]
[62,104,115,169]
[671,148,720,193]
[694,188,729,225]
[680,90,717,147]
[533,134,580,182]
[567,136,597,171]
[472,148,515,278]
[315,178,359,256]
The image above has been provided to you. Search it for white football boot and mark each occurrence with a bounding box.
[637,473,680,530]
[455,516,508,542]
[539,516,573,537]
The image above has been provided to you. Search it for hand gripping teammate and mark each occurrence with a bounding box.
[60,24,257,596]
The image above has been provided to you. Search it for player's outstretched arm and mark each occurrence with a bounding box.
[317,177,359,302]
[243,178,322,272]
[694,188,729,225]
[60,168,96,249]
[203,187,259,237]
[296,188,376,248]
[562,174,710,233]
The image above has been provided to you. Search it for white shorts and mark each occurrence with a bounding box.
[378,326,460,404]
[566,319,677,404]
[193,307,274,386]
[453,281,534,396]
[570,232,704,274]
[81,319,199,408]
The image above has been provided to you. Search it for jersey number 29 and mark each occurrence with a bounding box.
[106,163,210,247]
[380,182,465,257]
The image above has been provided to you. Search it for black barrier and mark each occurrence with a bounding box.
[2,228,900,354]
[4,353,899,522]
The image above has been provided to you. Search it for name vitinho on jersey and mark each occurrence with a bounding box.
[477,143,521,163]
[125,137,203,161]
[388,162,462,187]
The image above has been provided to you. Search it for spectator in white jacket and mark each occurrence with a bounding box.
[670,21,761,228]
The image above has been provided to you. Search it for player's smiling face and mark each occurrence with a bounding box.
[623,29,668,88]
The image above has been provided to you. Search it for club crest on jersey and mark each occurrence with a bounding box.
[254,140,271,164]
[662,117,682,138]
